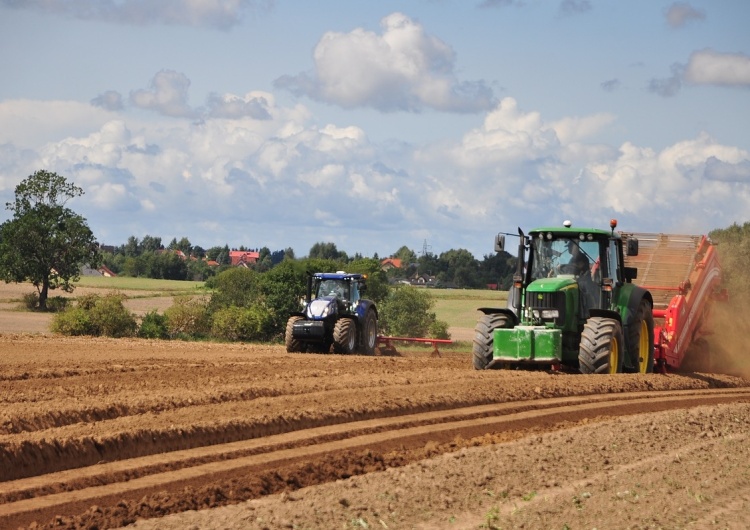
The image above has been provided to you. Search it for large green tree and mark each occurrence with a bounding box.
[0,170,100,309]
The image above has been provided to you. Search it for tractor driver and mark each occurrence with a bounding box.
[320,280,346,299]
[566,242,598,314]
[567,246,590,277]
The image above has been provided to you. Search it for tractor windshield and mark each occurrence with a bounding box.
[530,237,599,281]
[317,279,349,299]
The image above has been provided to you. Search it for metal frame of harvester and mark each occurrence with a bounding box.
[622,233,726,373]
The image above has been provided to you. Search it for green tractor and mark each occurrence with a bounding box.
[473,220,655,374]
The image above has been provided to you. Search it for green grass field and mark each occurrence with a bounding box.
[76,276,205,294]
[430,288,508,329]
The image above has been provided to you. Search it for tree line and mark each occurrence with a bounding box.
[100,235,518,288]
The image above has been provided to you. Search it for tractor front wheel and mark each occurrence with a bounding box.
[333,318,357,354]
[360,310,378,355]
[579,317,624,374]
[285,316,305,353]
[472,313,511,370]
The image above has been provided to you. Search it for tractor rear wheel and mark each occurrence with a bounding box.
[578,317,624,374]
[472,313,511,370]
[360,310,378,355]
[627,300,655,373]
[333,318,357,354]
[285,316,305,353]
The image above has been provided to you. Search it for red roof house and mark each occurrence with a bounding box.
[229,250,260,266]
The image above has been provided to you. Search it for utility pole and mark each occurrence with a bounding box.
[421,239,432,257]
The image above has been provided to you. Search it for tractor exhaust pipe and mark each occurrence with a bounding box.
[512,227,526,315]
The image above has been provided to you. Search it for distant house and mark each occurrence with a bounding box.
[80,265,117,277]
[410,273,436,287]
[230,250,260,267]
[380,258,402,271]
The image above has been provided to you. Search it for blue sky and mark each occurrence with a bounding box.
[1,0,749,259]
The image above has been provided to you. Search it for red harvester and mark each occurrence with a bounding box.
[622,233,726,373]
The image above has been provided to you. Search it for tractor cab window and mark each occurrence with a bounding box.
[530,237,599,280]
[317,279,348,299]
[349,281,361,303]
[606,239,620,284]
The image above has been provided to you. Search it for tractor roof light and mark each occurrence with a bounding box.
[610,219,617,233]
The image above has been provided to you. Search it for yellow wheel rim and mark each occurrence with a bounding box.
[638,320,649,373]
[608,336,619,374]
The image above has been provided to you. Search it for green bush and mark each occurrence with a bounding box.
[138,310,169,339]
[51,293,137,337]
[76,293,101,310]
[208,267,262,310]
[428,319,451,340]
[210,305,270,341]
[164,295,210,338]
[379,286,447,338]
[46,296,70,313]
[51,307,94,335]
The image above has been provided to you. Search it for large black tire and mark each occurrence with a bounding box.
[360,310,378,355]
[578,317,624,374]
[472,313,511,370]
[333,318,357,354]
[285,316,305,353]
[627,300,655,373]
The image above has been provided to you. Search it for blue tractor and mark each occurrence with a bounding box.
[285,272,379,354]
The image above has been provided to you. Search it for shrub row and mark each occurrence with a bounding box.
[50,263,450,341]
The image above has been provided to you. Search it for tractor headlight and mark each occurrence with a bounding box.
[532,309,559,320]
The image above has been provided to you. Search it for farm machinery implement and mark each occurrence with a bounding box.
[474,220,723,374]
[622,232,725,372]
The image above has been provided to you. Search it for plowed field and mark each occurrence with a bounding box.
[2,334,750,530]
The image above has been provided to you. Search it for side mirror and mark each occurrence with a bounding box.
[623,266,638,282]
[359,283,367,293]
[626,238,639,257]
[495,234,505,253]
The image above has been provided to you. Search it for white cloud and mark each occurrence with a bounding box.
[274,12,495,113]
[91,90,124,111]
[684,49,750,87]
[649,50,750,97]
[1,93,749,258]
[130,70,196,118]
[548,113,616,145]
[206,91,273,120]
[664,2,706,28]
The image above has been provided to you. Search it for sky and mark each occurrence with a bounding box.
[1,0,749,260]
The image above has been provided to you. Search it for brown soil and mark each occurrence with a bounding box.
[1,283,750,529]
